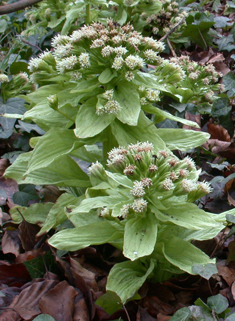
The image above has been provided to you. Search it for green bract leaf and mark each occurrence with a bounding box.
[111,112,166,150]
[156,129,210,151]
[99,68,117,84]
[162,235,215,274]
[115,82,141,126]
[106,259,155,303]
[49,220,124,251]
[38,193,85,235]
[124,212,158,260]
[153,204,221,230]
[74,98,115,138]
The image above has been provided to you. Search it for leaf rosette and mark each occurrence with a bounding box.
[49,142,224,302]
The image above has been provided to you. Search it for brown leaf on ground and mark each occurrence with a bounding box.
[0,310,21,321]
[208,123,231,142]
[142,296,175,317]
[19,220,40,251]
[0,208,10,225]
[70,257,99,292]
[15,248,45,264]
[9,279,59,320]
[73,288,90,321]
[0,158,9,176]
[39,280,77,321]
[227,193,235,207]
[0,177,18,206]
[39,185,63,203]
[217,261,235,286]
[1,229,21,256]
[0,261,31,286]
[136,306,156,321]
[183,112,201,131]
[204,139,235,161]
[230,282,235,302]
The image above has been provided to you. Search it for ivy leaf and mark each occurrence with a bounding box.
[123,212,158,260]
[192,263,217,280]
[106,259,155,303]
[169,307,192,321]
[33,315,56,321]
[223,72,235,97]
[207,294,229,314]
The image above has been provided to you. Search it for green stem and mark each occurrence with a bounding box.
[85,4,91,25]
[102,126,117,163]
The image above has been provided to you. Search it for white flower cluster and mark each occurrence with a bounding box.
[145,0,188,36]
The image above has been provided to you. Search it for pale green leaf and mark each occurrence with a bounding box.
[99,68,117,84]
[124,212,158,260]
[152,203,221,230]
[106,259,155,303]
[133,72,167,91]
[162,236,215,274]
[67,210,102,228]
[207,294,229,314]
[143,105,199,128]
[23,154,90,187]
[38,193,85,235]
[71,195,125,213]
[26,128,82,174]
[115,82,141,126]
[111,112,166,150]
[10,203,53,225]
[4,152,31,183]
[49,220,124,251]
[74,98,114,138]
[156,128,210,151]
[23,102,72,130]
[105,171,133,188]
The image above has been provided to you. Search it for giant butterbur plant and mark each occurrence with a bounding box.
[48,142,226,303]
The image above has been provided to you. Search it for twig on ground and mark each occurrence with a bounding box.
[0,0,44,15]
[159,17,185,42]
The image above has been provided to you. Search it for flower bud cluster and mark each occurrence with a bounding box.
[101,142,213,217]
[46,20,165,80]
[144,0,188,37]
[0,72,35,101]
[169,56,222,104]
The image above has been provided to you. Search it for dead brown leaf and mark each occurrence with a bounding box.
[70,257,99,292]
[217,262,235,286]
[0,177,18,206]
[19,220,40,251]
[0,159,9,176]
[1,229,20,256]
[142,296,175,317]
[39,280,77,321]
[10,279,59,320]
[0,261,31,286]
[73,289,90,321]
[183,112,201,131]
[208,123,231,142]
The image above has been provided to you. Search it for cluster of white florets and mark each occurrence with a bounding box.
[90,142,212,217]
[170,56,223,102]
[144,0,188,36]
[46,20,165,78]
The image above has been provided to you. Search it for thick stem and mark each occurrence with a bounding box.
[85,4,91,25]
